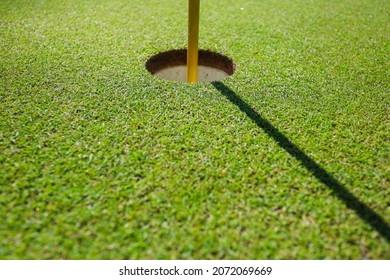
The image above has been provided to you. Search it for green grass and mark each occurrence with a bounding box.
[1,0,389,259]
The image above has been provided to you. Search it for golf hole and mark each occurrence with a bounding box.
[145,49,235,83]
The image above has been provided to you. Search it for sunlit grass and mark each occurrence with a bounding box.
[0,0,389,259]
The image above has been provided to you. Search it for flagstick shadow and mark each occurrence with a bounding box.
[212,81,390,243]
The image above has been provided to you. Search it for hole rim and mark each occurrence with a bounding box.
[145,49,236,82]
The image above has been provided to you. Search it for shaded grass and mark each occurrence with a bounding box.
[1,0,389,259]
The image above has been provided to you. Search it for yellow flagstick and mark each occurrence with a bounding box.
[187,0,200,83]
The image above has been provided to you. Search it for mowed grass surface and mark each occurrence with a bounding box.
[1,0,389,259]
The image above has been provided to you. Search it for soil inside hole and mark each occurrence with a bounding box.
[145,49,235,83]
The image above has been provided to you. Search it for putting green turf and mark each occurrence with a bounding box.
[1,0,389,259]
